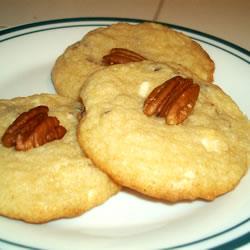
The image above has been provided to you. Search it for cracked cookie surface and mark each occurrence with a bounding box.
[78,61,249,202]
[52,22,214,100]
[0,94,119,223]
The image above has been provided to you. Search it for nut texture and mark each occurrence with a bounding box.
[102,48,146,65]
[1,105,67,150]
[143,76,200,124]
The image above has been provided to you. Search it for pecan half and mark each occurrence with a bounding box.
[143,76,200,125]
[102,48,146,65]
[1,105,67,151]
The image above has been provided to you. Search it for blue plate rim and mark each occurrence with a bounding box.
[0,16,249,55]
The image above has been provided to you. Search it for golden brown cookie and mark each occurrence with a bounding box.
[78,61,249,202]
[52,22,215,100]
[0,94,119,223]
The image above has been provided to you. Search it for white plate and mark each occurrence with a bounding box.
[0,17,249,250]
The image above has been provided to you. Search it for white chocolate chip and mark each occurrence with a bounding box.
[138,81,150,98]
[201,137,228,152]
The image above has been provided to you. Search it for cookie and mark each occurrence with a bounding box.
[78,61,249,202]
[52,22,215,100]
[0,94,119,223]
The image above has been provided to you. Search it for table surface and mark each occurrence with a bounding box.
[0,0,249,50]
